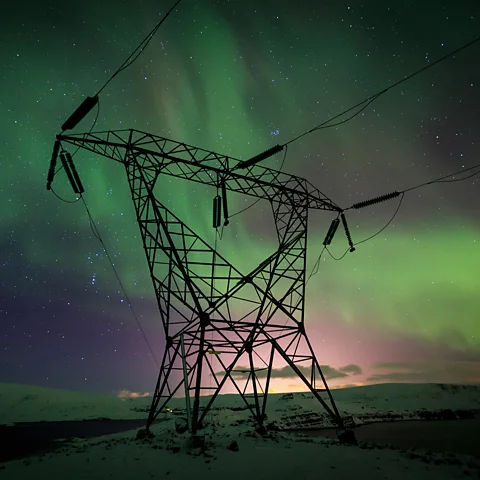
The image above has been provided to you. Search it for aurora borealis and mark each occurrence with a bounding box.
[1,0,479,397]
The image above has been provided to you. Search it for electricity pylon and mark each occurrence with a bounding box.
[47,128,357,443]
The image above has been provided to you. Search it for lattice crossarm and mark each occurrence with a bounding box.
[57,129,340,211]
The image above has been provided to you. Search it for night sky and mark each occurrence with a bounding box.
[1,0,479,398]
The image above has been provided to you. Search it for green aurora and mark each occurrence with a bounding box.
[1,0,479,392]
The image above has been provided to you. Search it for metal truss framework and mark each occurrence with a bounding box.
[53,129,350,435]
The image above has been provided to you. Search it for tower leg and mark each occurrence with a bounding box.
[145,339,184,431]
[337,428,358,445]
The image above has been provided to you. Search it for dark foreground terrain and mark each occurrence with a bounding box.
[1,416,479,462]
[308,416,480,457]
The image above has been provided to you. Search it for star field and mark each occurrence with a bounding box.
[1,0,479,395]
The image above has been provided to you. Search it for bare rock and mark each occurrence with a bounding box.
[175,418,189,434]
[136,428,155,441]
[227,440,239,452]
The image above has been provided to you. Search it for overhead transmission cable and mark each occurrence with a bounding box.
[95,0,182,97]
[343,161,480,215]
[302,36,480,280]
[48,0,182,368]
[233,34,480,227]
[309,161,480,274]
[81,196,160,369]
[59,0,182,134]
[50,187,82,204]
[401,163,480,193]
[283,34,480,147]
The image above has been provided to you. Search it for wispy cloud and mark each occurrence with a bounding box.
[215,363,362,380]
[116,390,152,399]
[367,360,480,384]
[338,364,363,375]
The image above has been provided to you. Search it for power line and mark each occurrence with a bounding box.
[58,1,181,134]
[325,246,350,262]
[50,164,161,367]
[306,194,401,278]
[309,159,479,272]
[284,34,480,147]
[401,163,480,193]
[435,170,480,183]
[95,0,183,97]
[252,32,480,274]
[80,196,160,369]
[50,187,82,204]
[343,162,480,213]
[340,162,480,254]
[285,95,383,147]
[306,245,326,284]
[50,184,160,365]
[50,187,82,203]
[51,11,479,350]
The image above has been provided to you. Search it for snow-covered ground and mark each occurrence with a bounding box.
[3,381,479,427]
[1,382,480,479]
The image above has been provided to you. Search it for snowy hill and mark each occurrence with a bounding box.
[1,382,480,426]
[1,382,480,479]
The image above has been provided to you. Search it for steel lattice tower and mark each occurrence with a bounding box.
[47,128,356,442]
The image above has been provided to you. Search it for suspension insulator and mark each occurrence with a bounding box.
[46,140,61,190]
[352,191,400,210]
[236,144,284,170]
[340,213,356,252]
[323,218,340,246]
[221,181,229,226]
[64,152,84,194]
[213,195,222,228]
[61,95,99,132]
[60,152,80,194]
